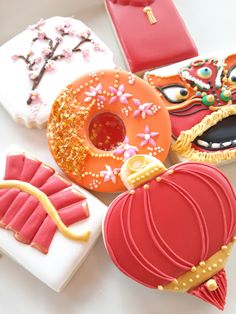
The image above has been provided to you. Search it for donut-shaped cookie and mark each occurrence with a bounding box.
[47,69,171,192]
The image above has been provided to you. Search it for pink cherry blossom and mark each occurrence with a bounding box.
[100,165,118,183]
[34,56,42,64]
[93,43,104,52]
[45,60,56,71]
[42,47,51,56]
[29,90,41,103]
[37,31,46,40]
[137,125,159,147]
[84,83,106,103]
[28,71,37,80]
[55,36,63,43]
[113,137,138,160]
[62,48,73,58]
[109,84,132,104]
[82,49,90,60]
[28,18,45,31]
[55,22,71,33]
[64,20,71,28]
[68,29,75,36]
[133,99,153,119]
[79,30,91,39]
[12,55,19,61]
[28,50,34,56]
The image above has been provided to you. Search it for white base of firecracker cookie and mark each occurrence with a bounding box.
[0,145,107,292]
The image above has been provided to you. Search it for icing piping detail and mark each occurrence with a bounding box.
[160,177,209,261]
[181,71,210,90]
[13,19,92,105]
[162,240,234,292]
[144,187,192,269]
[0,180,90,241]
[176,168,235,242]
[172,105,236,163]
[123,192,172,280]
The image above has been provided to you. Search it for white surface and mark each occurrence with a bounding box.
[0,145,108,292]
[0,1,236,314]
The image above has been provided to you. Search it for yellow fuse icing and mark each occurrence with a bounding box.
[0,180,90,242]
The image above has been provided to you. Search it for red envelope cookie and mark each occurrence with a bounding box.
[48,69,171,192]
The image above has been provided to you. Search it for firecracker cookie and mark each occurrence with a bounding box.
[0,145,107,292]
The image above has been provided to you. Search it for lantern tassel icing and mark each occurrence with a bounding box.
[188,269,227,311]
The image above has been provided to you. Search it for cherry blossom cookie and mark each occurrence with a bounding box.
[0,145,107,292]
[47,69,171,192]
[0,17,115,128]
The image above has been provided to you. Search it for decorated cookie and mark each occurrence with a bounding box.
[103,154,236,310]
[145,53,236,165]
[0,17,115,128]
[105,0,197,74]
[47,69,171,193]
[0,146,107,292]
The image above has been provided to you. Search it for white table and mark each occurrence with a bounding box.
[0,1,236,313]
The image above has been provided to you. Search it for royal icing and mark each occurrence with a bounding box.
[145,53,236,165]
[0,17,115,128]
[48,69,171,193]
[0,146,107,292]
[103,154,236,310]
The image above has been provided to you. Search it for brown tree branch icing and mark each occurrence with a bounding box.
[14,21,92,105]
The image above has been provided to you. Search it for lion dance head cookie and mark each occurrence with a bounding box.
[103,154,236,310]
[146,54,236,165]
[47,69,171,192]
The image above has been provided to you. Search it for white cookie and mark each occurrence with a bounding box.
[0,145,107,292]
[0,17,115,128]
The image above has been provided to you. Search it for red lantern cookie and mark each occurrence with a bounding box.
[103,154,236,310]
[47,70,171,192]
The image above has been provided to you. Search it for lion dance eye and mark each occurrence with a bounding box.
[160,85,190,103]
[197,67,212,79]
[177,88,189,100]
[228,66,236,84]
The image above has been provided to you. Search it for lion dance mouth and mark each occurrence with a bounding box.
[146,54,236,164]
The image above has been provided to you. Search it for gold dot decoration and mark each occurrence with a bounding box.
[158,239,234,292]
[205,279,218,292]
[191,266,196,272]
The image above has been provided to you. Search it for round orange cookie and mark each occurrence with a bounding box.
[47,69,171,192]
